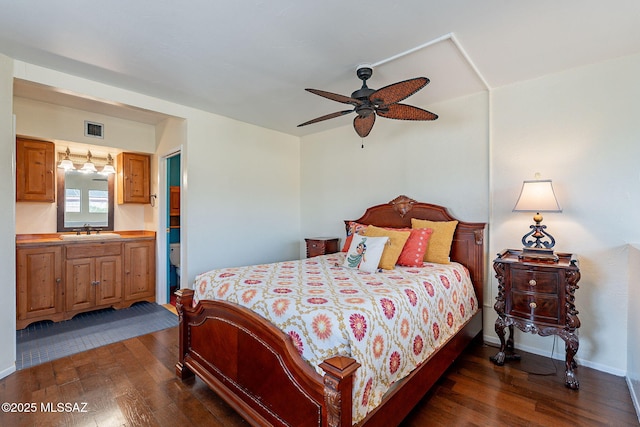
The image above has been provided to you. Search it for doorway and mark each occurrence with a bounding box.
[166,153,181,305]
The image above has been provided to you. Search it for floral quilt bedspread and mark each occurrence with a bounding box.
[193,252,478,423]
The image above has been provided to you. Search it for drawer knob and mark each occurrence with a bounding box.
[529,279,537,286]
[529,302,537,309]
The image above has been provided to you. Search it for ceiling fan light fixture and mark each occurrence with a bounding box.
[298,66,437,138]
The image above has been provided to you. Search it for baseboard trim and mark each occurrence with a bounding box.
[0,363,16,380]
[483,334,626,376]
[627,377,640,423]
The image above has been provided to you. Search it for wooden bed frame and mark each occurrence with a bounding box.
[175,195,486,426]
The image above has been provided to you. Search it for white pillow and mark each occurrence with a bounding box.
[342,234,388,273]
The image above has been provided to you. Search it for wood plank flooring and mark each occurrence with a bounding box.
[0,328,637,426]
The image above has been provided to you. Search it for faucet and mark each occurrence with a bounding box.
[83,224,92,235]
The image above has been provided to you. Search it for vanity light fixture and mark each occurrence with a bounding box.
[57,147,76,171]
[80,150,98,173]
[513,178,562,261]
[101,153,116,174]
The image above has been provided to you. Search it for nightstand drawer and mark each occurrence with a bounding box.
[509,291,560,324]
[511,268,559,294]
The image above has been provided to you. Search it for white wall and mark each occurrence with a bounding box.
[184,110,301,279]
[13,97,156,151]
[629,244,640,418]
[490,53,640,374]
[0,54,16,378]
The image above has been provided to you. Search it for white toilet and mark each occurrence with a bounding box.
[169,243,181,281]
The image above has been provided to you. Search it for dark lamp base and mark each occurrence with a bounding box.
[518,247,559,262]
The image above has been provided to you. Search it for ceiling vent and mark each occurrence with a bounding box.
[84,121,104,138]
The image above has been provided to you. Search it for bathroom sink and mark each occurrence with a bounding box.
[59,233,121,241]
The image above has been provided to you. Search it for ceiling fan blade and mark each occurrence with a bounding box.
[377,103,438,121]
[297,110,353,127]
[369,77,429,106]
[305,88,363,106]
[353,114,375,137]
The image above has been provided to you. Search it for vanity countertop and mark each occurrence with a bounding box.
[16,230,155,245]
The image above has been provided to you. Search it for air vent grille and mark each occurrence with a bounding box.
[84,121,104,138]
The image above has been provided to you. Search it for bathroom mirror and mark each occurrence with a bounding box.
[57,168,114,232]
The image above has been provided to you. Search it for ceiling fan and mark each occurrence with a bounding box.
[298,65,438,138]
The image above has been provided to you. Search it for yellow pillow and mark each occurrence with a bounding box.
[363,225,410,269]
[411,219,458,264]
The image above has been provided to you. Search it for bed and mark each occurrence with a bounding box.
[175,195,485,426]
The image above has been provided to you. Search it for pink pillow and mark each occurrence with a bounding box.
[396,228,433,267]
[341,221,369,252]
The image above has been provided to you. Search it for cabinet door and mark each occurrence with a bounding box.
[124,240,156,301]
[117,152,150,204]
[65,257,95,312]
[16,246,63,326]
[169,186,180,216]
[95,255,123,306]
[16,138,55,202]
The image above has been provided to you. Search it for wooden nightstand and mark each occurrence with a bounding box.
[490,249,581,389]
[304,237,339,258]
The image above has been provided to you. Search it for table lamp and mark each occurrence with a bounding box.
[513,179,562,261]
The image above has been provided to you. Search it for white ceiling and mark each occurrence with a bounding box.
[1,1,639,136]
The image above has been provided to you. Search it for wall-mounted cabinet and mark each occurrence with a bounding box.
[117,152,150,204]
[169,186,180,216]
[169,186,180,229]
[16,137,55,202]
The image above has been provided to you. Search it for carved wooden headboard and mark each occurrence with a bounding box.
[345,195,486,305]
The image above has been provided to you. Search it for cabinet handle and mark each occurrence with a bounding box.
[529,279,537,286]
[56,278,61,284]
[529,302,537,309]
[92,281,100,286]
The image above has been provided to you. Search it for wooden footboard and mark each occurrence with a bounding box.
[176,289,482,427]
[175,289,360,426]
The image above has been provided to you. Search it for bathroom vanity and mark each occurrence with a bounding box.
[16,231,155,329]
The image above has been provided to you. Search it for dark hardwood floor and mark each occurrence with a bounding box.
[1,327,637,426]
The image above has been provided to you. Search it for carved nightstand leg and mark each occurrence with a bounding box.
[563,333,580,390]
[491,321,521,365]
[506,325,516,352]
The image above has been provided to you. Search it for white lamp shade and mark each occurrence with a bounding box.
[513,179,562,212]
[81,162,97,173]
[101,164,116,174]
[58,159,75,170]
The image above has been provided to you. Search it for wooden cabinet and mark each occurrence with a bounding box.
[169,186,180,229]
[169,186,180,216]
[490,249,581,389]
[16,137,55,202]
[16,245,64,329]
[124,240,156,302]
[117,152,150,204]
[65,242,122,312]
[304,237,339,258]
[16,234,156,329]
